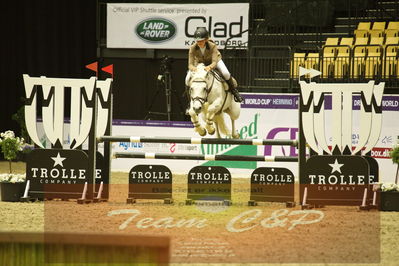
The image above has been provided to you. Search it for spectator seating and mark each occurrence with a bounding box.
[385,21,399,37]
[369,22,386,38]
[354,22,371,38]
[352,37,369,78]
[305,53,319,71]
[291,21,399,79]
[321,38,339,77]
[333,37,354,78]
[365,37,384,78]
[291,53,306,78]
[385,36,399,78]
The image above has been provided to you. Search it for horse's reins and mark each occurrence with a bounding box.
[190,70,228,115]
[190,72,215,104]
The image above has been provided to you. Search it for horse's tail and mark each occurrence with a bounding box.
[214,113,229,136]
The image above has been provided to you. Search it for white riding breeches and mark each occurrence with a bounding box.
[185,60,231,86]
[216,60,231,80]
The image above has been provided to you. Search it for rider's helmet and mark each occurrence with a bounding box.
[194,27,209,41]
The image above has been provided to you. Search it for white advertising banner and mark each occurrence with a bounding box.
[106,3,249,49]
[37,93,399,182]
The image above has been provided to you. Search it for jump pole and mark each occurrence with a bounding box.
[93,82,306,204]
[114,152,298,162]
[99,136,298,147]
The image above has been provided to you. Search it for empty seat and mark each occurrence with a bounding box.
[305,53,320,71]
[352,37,369,78]
[385,21,399,37]
[321,38,339,77]
[333,37,353,78]
[325,37,339,46]
[384,37,399,78]
[357,22,372,30]
[355,29,369,38]
[372,21,386,30]
[340,37,354,46]
[385,29,399,37]
[387,21,399,29]
[291,53,306,78]
[365,37,384,78]
[354,22,371,38]
[369,22,386,38]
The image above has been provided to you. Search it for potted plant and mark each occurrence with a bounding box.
[0,130,26,202]
[390,143,399,184]
[375,143,399,211]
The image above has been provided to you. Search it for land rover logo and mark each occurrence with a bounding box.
[135,18,176,43]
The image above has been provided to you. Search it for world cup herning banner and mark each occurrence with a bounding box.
[106,3,249,49]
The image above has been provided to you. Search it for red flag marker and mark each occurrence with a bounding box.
[85,61,98,76]
[102,64,114,78]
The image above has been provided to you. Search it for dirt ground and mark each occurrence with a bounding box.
[1,161,399,265]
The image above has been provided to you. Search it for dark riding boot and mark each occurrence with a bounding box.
[226,78,243,103]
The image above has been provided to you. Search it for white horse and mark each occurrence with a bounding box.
[187,63,241,138]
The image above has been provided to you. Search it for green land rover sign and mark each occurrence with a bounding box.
[135,18,176,43]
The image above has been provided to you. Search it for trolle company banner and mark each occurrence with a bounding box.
[106,3,249,49]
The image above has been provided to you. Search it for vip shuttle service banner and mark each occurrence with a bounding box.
[37,93,399,182]
[107,3,249,49]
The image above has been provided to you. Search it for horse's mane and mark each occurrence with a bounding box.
[191,63,207,81]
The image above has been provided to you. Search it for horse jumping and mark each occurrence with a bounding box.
[187,63,241,138]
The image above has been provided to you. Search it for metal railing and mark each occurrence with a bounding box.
[224,45,293,92]
[225,42,399,93]
[222,0,399,93]
[289,45,399,91]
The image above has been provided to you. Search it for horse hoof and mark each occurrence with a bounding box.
[207,127,215,135]
[198,129,206,136]
[232,132,240,139]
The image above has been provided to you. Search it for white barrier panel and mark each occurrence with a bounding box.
[37,93,399,181]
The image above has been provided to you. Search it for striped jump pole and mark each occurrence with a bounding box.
[114,152,298,162]
[99,136,298,147]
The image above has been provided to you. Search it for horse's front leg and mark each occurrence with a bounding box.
[205,99,223,135]
[188,108,206,136]
[231,119,240,139]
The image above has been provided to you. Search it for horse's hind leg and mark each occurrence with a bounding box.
[226,102,241,139]
[215,122,221,138]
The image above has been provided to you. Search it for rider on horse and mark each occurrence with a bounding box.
[185,27,244,103]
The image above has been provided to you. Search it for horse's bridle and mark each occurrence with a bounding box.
[190,73,215,105]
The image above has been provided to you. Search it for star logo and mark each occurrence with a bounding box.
[329,159,344,174]
[51,152,66,167]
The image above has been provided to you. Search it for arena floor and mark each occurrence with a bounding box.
[1,162,398,265]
